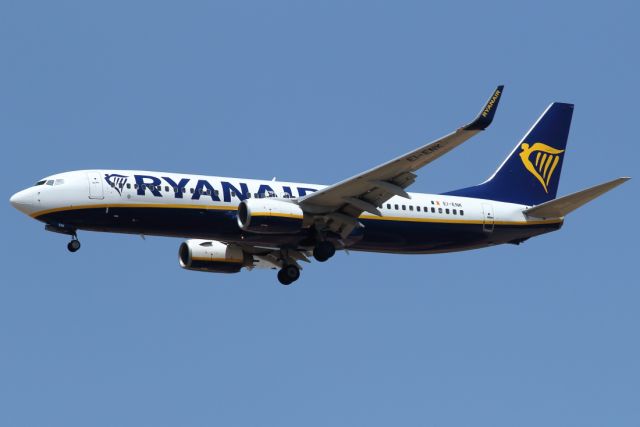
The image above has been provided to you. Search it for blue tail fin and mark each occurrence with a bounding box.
[445,102,574,205]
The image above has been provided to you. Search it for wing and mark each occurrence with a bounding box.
[297,86,504,236]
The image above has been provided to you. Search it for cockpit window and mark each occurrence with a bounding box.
[46,180,54,186]
[34,180,46,186]
[54,179,65,185]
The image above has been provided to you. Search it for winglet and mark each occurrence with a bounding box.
[463,85,504,131]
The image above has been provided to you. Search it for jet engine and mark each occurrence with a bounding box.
[178,239,252,273]
[237,198,305,234]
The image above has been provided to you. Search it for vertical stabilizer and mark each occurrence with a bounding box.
[445,102,574,205]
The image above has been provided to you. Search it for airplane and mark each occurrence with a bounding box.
[9,86,630,285]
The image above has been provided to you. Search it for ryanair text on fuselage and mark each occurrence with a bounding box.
[125,174,318,202]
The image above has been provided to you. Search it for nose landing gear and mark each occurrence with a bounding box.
[44,224,81,253]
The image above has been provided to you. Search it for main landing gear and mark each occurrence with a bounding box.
[276,242,336,285]
[313,241,336,262]
[67,236,81,253]
[277,264,300,285]
[276,241,336,285]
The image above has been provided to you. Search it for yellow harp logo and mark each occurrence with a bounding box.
[519,142,565,193]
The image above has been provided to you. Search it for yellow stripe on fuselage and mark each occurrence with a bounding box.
[358,214,561,226]
[30,202,231,218]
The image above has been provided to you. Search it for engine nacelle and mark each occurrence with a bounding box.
[237,198,305,234]
[178,239,251,274]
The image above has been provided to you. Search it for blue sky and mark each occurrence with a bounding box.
[1,1,638,426]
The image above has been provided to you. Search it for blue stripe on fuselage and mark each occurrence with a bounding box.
[36,205,561,254]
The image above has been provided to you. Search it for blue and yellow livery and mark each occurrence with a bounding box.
[9,87,630,285]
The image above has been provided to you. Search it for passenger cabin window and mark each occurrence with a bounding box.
[445,209,450,214]
[438,208,443,213]
[460,210,464,216]
[409,206,413,211]
[387,204,391,209]
[417,206,420,212]
[127,183,131,189]
[431,207,435,213]
[402,205,406,211]
[394,204,398,210]
[453,209,457,215]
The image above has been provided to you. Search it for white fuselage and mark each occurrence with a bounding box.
[10,169,562,255]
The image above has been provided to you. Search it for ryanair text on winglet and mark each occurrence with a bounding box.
[482,89,501,118]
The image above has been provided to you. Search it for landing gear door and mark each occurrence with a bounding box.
[482,203,494,233]
[88,172,104,200]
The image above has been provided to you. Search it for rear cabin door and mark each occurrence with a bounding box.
[87,172,104,200]
[482,203,494,233]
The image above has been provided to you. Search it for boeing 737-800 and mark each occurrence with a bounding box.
[9,87,630,284]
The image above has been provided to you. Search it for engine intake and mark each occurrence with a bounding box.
[237,198,305,234]
[179,239,251,273]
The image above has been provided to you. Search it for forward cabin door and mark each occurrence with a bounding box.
[87,172,104,200]
[482,203,494,233]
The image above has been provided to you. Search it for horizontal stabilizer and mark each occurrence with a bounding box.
[523,177,630,218]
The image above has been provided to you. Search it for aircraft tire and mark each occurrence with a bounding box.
[313,241,335,262]
[277,269,292,285]
[278,265,300,285]
[67,240,81,253]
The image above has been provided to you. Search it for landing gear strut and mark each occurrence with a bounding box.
[313,241,335,262]
[277,264,300,285]
[67,236,81,253]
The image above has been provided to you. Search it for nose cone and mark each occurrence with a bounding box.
[10,189,34,214]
